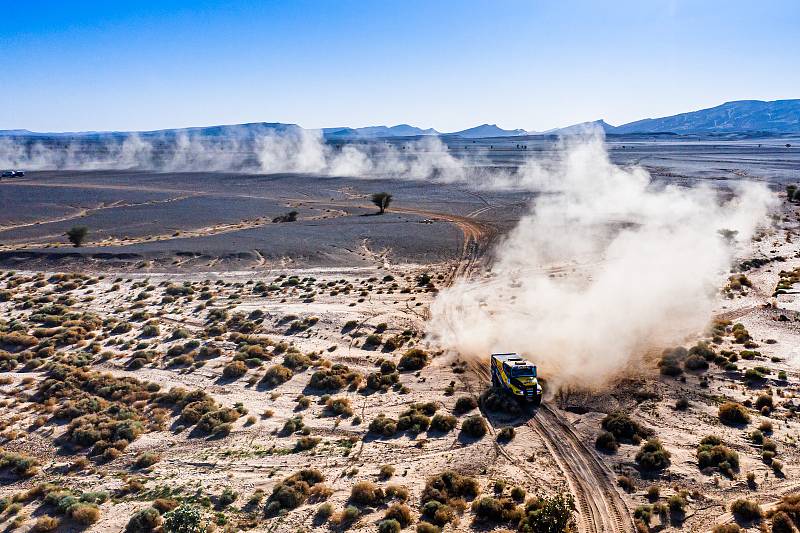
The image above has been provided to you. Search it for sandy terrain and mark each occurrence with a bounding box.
[1,142,800,532]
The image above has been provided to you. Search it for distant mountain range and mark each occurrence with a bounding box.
[2,99,798,140]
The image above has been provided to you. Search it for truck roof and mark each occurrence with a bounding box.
[491,353,535,366]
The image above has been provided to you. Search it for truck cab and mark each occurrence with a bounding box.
[490,353,542,405]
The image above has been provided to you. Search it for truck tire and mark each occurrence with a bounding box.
[532,394,542,407]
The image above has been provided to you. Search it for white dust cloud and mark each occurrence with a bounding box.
[0,129,504,184]
[428,134,774,389]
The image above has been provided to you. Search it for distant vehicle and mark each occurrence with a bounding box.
[13,170,24,177]
[1,170,24,178]
[490,352,543,405]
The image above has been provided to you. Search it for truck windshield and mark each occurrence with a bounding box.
[512,366,536,377]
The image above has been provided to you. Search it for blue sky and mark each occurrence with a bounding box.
[2,0,798,132]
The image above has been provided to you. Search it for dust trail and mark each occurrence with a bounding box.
[427,132,774,389]
[0,129,518,186]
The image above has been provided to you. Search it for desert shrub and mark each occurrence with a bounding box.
[350,480,384,505]
[460,414,487,438]
[635,439,671,471]
[71,503,101,524]
[518,493,576,533]
[379,464,396,479]
[316,503,333,520]
[497,426,515,442]
[646,485,660,502]
[755,394,773,412]
[261,364,293,388]
[617,475,635,492]
[366,370,400,391]
[745,368,766,382]
[685,354,709,371]
[712,525,741,533]
[384,503,413,527]
[480,388,523,414]
[369,414,399,436]
[325,397,353,417]
[454,395,478,415]
[153,499,179,513]
[265,469,324,515]
[697,435,739,477]
[416,522,440,533]
[223,360,248,379]
[294,436,321,452]
[430,413,457,432]
[420,473,478,525]
[378,519,401,533]
[0,449,40,478]
[719,402,750,425]
[308,364,361,391]
[397,403,437,433]
[163,504,202,533]
[125,507,162,532]
[675,397,690,410]
[669,493,687,514]
[730,498,761,521]
[471,495,521,523]
[771,512,793,533]
[601,412,652,443]
[309,484,334,502]
[595,431,618,453]
[659,347,687,376]
[218,487,238,507]
[398,348,429,371]
[32,516,60,532]
[196,407,239,434]
[386,484,410,502]
[134,451,161,469]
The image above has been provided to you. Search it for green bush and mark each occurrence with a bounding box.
[163,504,202,533]
[635,439,671,471]
[518,493,575,533]
[369,414,398,437]
[697,435,739,477]
[378,519,401,533]
[471,495,521,523]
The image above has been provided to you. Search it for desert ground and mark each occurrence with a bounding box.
[1,139,800,533]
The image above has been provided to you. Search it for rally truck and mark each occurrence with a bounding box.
[490,352,543,405]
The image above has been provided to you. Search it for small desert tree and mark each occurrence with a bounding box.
[371,192,393,214]
[66,226,88,247]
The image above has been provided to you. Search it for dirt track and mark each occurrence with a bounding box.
[469,360,633,533]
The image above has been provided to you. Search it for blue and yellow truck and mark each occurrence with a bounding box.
[490,352,543,405]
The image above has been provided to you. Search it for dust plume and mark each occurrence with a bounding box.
[428,133,774,390]
[0,128,501,184]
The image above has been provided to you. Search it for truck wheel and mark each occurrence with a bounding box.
[532,395,542,407]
